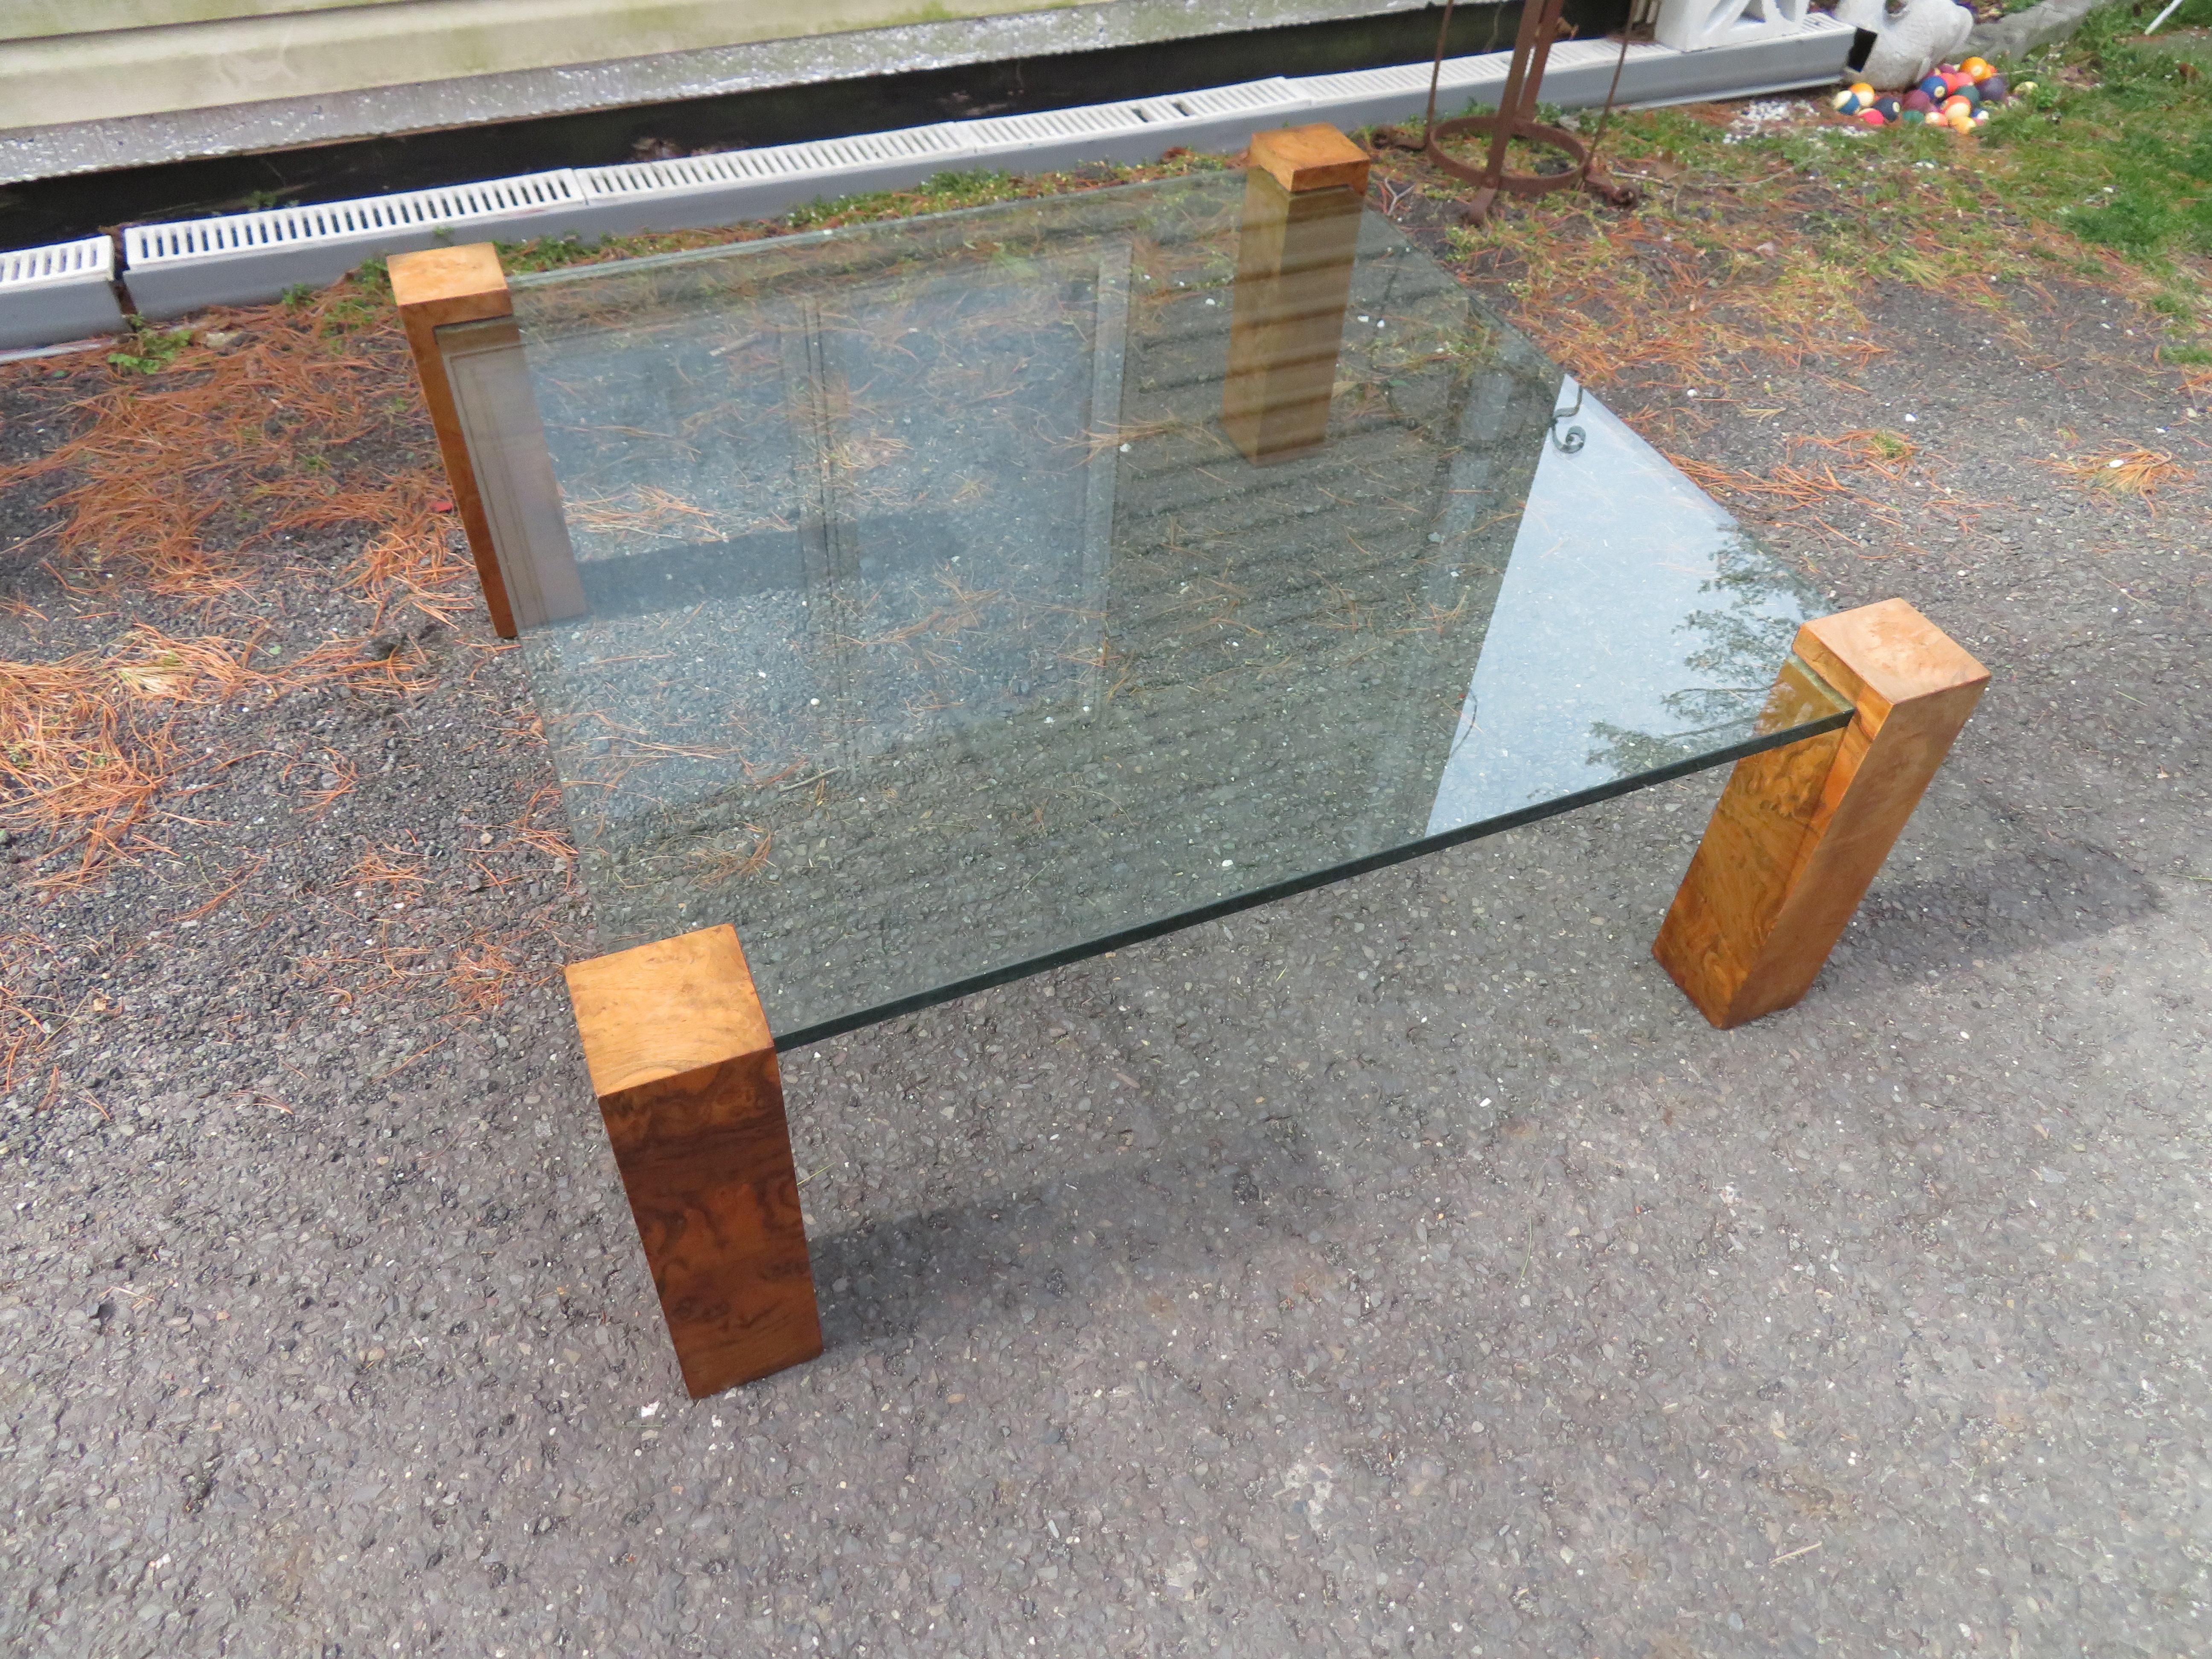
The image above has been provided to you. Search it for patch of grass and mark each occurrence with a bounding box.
[317,291,382,339]
[1978,0,2212,268]
[785,166,1046,228]
[105,318,194,375]
[1390,0,2212,398]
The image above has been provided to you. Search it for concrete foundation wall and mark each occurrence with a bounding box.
[1,0,1437,181]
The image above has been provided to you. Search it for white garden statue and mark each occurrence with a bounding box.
[1831,0,1976,88]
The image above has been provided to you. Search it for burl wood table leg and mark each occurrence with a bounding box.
[390,243,585,638]
[564,924,821,1396]
[1654,598,1991,1028]
[1222,124,1371,464]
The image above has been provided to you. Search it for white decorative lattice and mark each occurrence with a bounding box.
[1654,0,1813,55]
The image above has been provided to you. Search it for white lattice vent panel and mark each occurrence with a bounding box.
[955,104,1148,148]
[0,235,125,349]
[124,171,584,268]
[581,125,970,204]
[1138,79,1304,121]
[1295,63,1442,103]
[0,235,114,291]
[1289,55,1520,129]
[1655,0,1813,55]
[575,123,980,235]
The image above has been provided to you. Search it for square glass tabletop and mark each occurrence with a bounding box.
[440,171,1850,1047]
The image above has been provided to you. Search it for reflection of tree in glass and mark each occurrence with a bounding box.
[1583,527,1824,778]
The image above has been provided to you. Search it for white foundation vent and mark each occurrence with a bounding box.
[1,235,113,289]
[573,124,979,236]
[1656,0,1815,56]
[0,235,126,350]
[1126,79,1315,153]
[121,170,590,317]
[124,169,584,266]
[946,102,1157,163]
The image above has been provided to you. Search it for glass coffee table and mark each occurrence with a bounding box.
[393,126,1986,1397]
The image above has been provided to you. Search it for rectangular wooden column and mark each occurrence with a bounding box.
[565,924,822,1396]
[1654,598,1990,1028]
[390,243,585,639]
[1222,124,1370,464]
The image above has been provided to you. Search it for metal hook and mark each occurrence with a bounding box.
[1551,382,1586,452]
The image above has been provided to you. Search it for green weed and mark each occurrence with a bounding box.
[1980,0,2212,268]
[106,318,194,375]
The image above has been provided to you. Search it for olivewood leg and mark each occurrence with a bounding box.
[564,925,821,1396]
[1222,124,1371,464]
[1654,599,1990,1028]
[391,243,585,638]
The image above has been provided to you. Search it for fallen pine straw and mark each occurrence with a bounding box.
[346,845,427,894]
[692,827,774,886]
[2045,447,2194,500]
[1807,428,1920,478]
[0,285,456,603]
[1660,452,1895,523]
[1438,194,1890,395]
[0,624,435,885]
[294,923,553,1022]
[1,278,464,883]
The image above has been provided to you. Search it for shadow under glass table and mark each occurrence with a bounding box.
[394,129,1985,1396]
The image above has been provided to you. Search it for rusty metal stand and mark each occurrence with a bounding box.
[1376,0,1638,226]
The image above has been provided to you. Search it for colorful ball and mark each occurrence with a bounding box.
[1850,81,1877,99]
[1949,111,1975,133]
[1874,96,1902,121]
[1860,107,1888,126]
[1902,108,1927,124]
[1942,95,1973,119]
[1956,79,1982,104]
[1833,88,1866,114]
[1920,74,1950,101]
[1972,107,1991,125]
[1978,74,2009,102]
[1960,56,1992,80]
[2015,80,2038,95]
[1903,88,1937,113]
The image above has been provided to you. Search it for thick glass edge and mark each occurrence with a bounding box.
[499,174,1554,377]
[768,690,1856,1052]
[504,171,1241,294]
